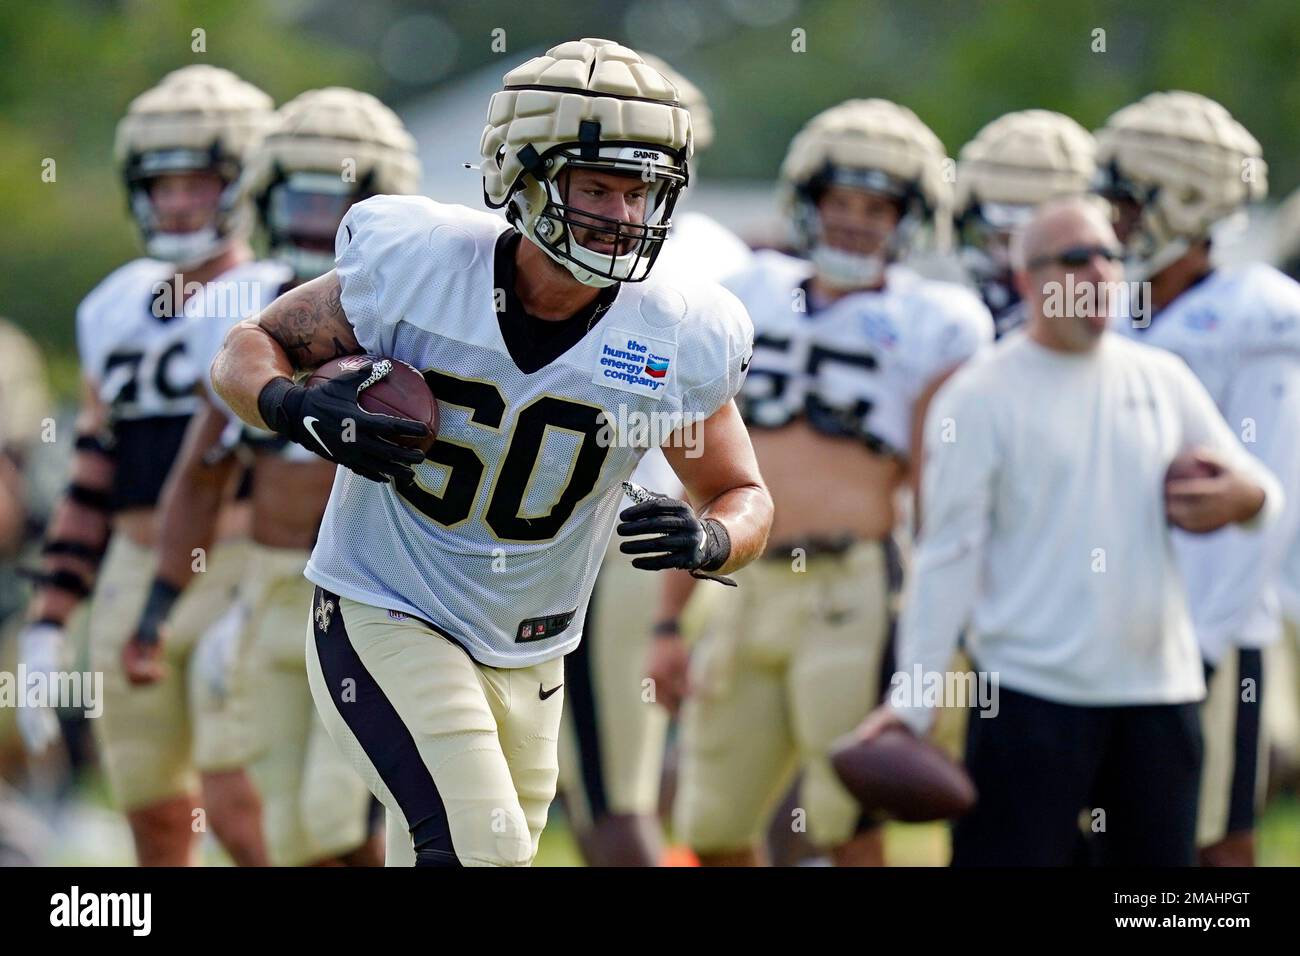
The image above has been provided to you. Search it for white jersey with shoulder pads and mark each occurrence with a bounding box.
[181,258,308,458]
[77,258,265,507]
[305,195,754,667]
[77,258,200,419]
[655,211,754,285]
[1118,263,1300,656]
[627,211,752,499]
[726,249,993,458]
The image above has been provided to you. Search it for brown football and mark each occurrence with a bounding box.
[830,725,977,823]
[307,355,437,454]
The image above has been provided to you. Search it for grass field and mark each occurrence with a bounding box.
[37,770,1300,866]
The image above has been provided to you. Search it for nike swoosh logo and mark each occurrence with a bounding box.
[302,416,332,457]
[740,355,752,373]
[539,683,563,701]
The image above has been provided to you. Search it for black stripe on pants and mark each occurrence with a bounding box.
[312,587,461,866]
[562,577,609,821]
[1227,648,1264,835]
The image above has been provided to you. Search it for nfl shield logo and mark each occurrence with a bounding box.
[521,623,533,639]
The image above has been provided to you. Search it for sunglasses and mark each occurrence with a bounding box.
[1027,244,1124,270]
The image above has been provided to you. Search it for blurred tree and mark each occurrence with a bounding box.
[0,0,377,396]
[6,0,1300,396]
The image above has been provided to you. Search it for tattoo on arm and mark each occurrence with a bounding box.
[258,272,360,371]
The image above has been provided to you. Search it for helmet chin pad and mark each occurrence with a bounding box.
[810,243,886,289]
[145,227,231,269]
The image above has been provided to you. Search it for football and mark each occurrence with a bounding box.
[308,354,438,454]
[830,725,978,823]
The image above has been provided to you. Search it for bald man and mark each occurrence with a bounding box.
[849,198,1283,865]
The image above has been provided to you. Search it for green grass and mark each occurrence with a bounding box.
[40,768,1300,866]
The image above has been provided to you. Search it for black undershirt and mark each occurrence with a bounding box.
[493,230,619,374]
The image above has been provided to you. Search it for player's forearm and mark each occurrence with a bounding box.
[699,482,773,574]
[213,272,363,431]
[153,433,237,591]
[0,455,25,555]
[211,319,296,431]
[27,448,116,625]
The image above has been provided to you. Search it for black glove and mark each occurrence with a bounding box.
[617,495,736,586]
[258,366,429,483]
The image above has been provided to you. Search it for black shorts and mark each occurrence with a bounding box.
[952,679,1202,866]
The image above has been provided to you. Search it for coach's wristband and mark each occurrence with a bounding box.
[137,579,182,647]
[256,377,300,434]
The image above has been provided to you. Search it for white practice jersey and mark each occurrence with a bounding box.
[181,258,312,459]
[655,210,754,285]
[726,249,993,458]
[628,211,753,499]
[1118,264,1300,660]
[76,258,252,508]
[306,196,754,667]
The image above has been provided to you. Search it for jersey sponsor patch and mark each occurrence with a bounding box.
[593,327,675,398]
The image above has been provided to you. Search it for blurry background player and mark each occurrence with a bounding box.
[1269,189,1300,796]
[955,110,1097,338]
[554,55,753,868]
[0,318,54,863]
[16,65,272,866]
[134,87,420,866]
[665,99,992,867]
[0,319,53,866]
[1096,91,1300,866]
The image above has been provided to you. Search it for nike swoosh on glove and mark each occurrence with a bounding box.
[616,495,735,585]
[258,365,429,483]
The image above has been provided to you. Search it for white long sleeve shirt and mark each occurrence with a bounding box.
[892,330,1283,732]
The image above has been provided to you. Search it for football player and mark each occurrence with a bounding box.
[955,109,1097,337]
[662,99,993,866]
[1269,189,1300,795]
[129,88,421,866]
[553,54,752,868]
[16,65,273,866]
[1096,91,1300,866]
[210,38,772,867]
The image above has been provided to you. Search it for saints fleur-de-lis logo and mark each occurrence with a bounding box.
[315,593,335,632]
